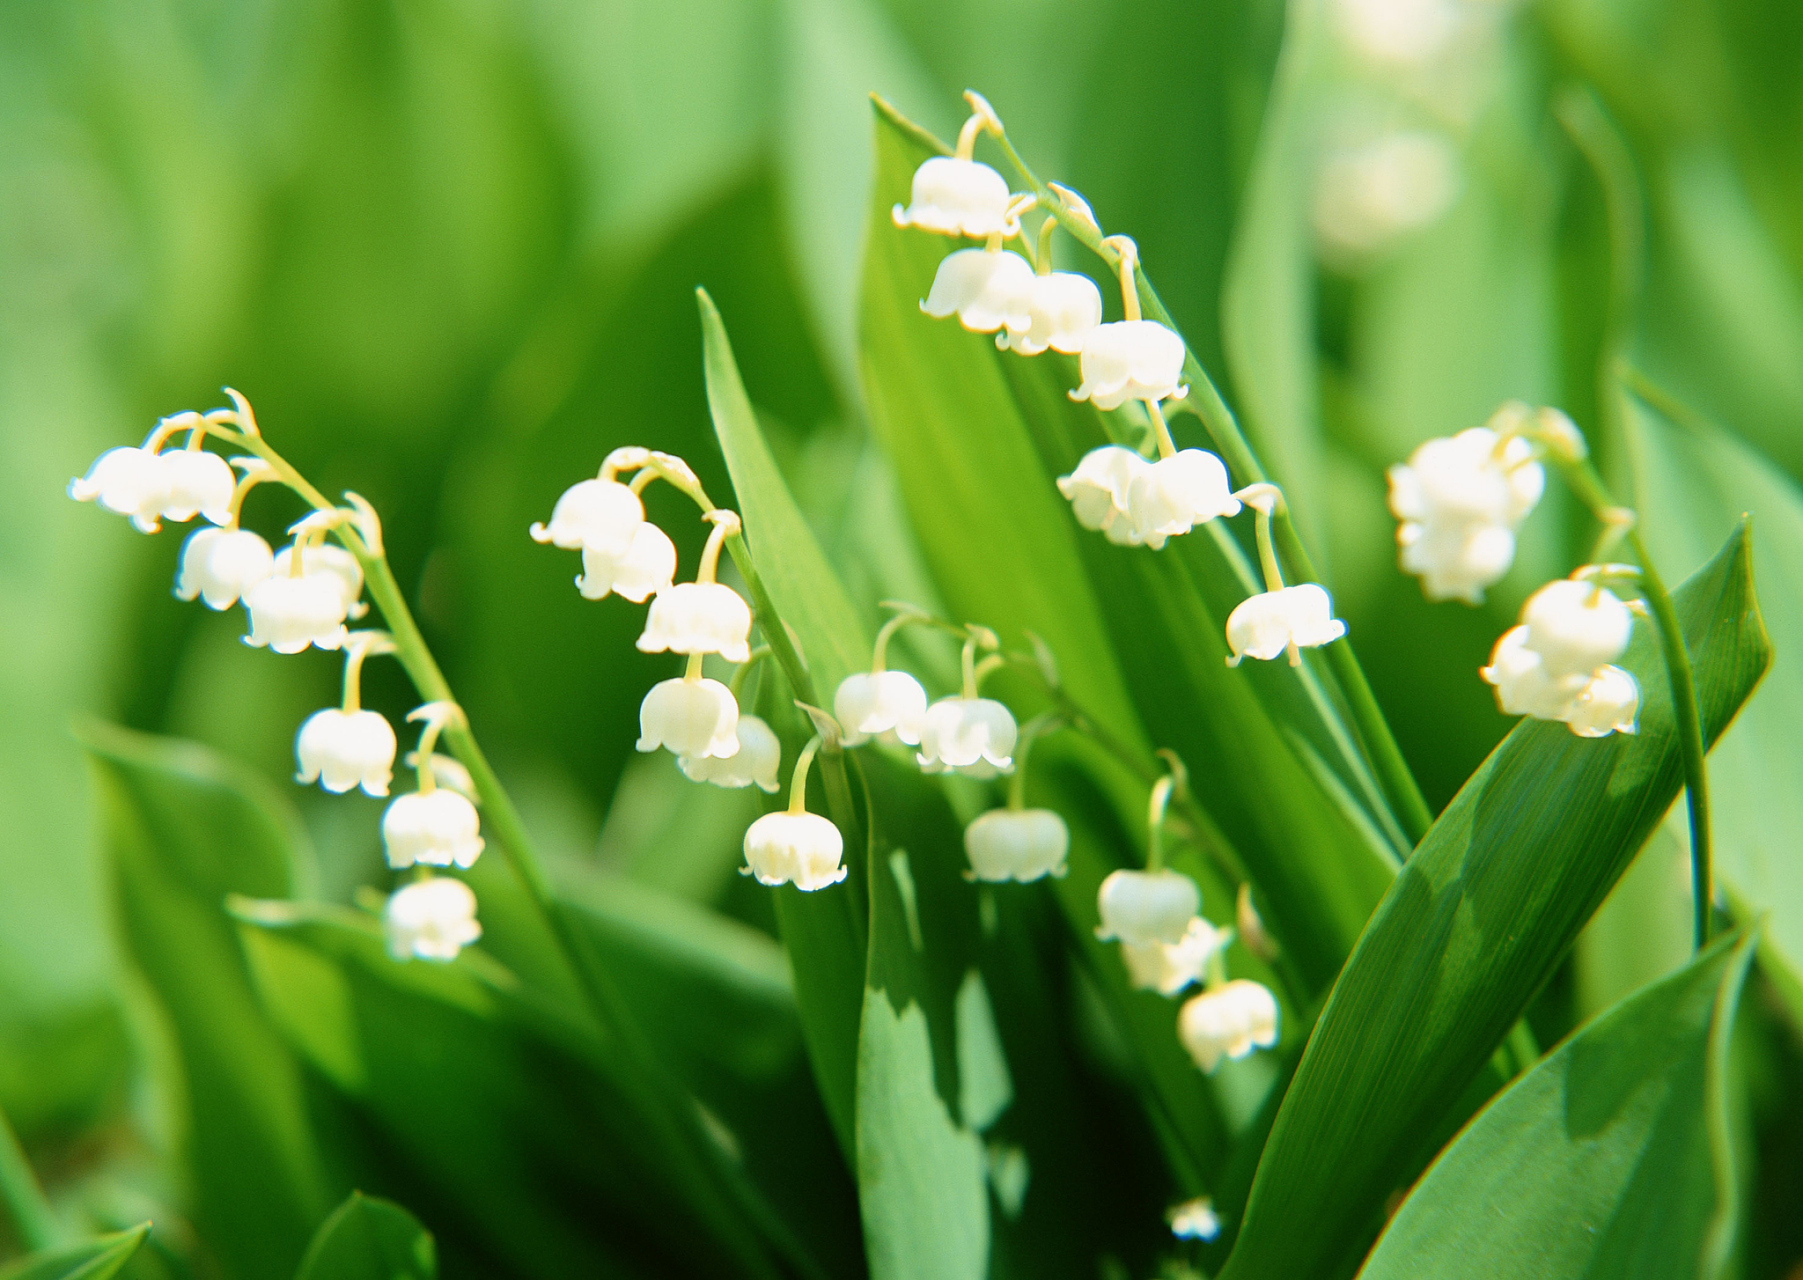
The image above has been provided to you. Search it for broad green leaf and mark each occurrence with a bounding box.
[1222,525,1771,1279]
[699,288,870,1158]
[1626,386,1803,1018]
[1360,930,1757,1280]
[75,721,331,1280]
[860,99,1403,995]
[0,1224,148,1280]
[295,1193,434,1280]
[231,900,799,1280]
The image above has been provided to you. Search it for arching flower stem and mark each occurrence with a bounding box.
[341,631,396,713]
[1035,214,1059,277]
[729,645,771,700]
[1144,400,1178,461]
[1146,774,1176,874]
[223,459,277,529]
[407,702,465,795]
[1007,712,1063,811]
[696,510,739,585]
[788,734,824,815]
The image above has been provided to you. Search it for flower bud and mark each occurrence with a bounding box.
[637,582,753,663]
[295,708,398,796]
[382,789,485,869]
[1566,665,1639,738]
[964,808,1069,883]
[637,677,740,759]
[577,522,676,603]
[920,249,1034,334]
[1057,446,1151,544]
[742,811,846,891]
[1126,449,1241,548]
[1519,580,1632,678]
[274,544,366,618]
[1095,869,1200,946]
[996,271,1103,356]
[384,877,482,962]
[529,477,644,556]
[680,714,781,792]
[835,670,930,747]
[1177,979,1280,1072]
[158,450,236,526]
[69,446,173,532]
[176,527,275,609]
[242,573,350,654]
[1225,584,1347,665]
[891,157,1015,238]
[917,696,1017,778]
[1167,1198,1221,1242]
[1069,320,1187,410]
[1120,915,1224,995]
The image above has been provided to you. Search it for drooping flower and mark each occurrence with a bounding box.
[1057,446,1152,545]
[835,669,930,747]
[1518,579,1633,678]
[1094,869,1201,946]
[1120,916,1226,996]
[995,270,1103,356]
[295,708,398,796]
[963,808,1070,883]
[742,811,847,891]
[382,789,485,869]
[638,582,753,663]
[69,446,173,532]
[242,571,350,654]
[273,543,366,618]
[1388,425,1544,603]
[892,157,1015,238]
[1126,449,1241,549]
[680,714,781,792]
[1069,320,1188,410]
[577,522,676,603]
[1480,626,1590,720]
[920,248,1034,334]
[529,476,644,557]
[1225,584,1347,665]
[1177,980,1280,1072]
[637,677,740,760]
[1566,665,1639,738]
[1167,1198,1222,1242]
[1396,520,1519,605]
[175,527,275,609]
[384,877,483,962]
[158,449,236,526]
[917,696,1017,778]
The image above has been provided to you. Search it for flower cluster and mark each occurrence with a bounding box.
[894,97,1347,674]
[71,394,484,962]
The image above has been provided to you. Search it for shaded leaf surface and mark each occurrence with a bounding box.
[295,1193,435,1280]
[0,1225,147,1280]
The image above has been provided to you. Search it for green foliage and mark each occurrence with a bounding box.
[0,1226,147,1280]
[1360,930,1757,1280]
[294,1194,434,1280]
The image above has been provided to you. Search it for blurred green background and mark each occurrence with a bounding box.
[6,0,1803,1266]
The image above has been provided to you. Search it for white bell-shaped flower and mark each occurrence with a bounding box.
[742,811,847,891]
[1069,320,1188,410]
[964,808,1070,883]
[577,521,675,603]
[1057,446,1151,544]
[835,670,930,747]
[680,714,781,792]
[1126,449,1241,549]
[920,249,1034,334]
[1225,584,1347,665]
[242,572,350,654]
[1120,916,1226,996]
[384,876,483,962]
[295,708,397,796]
[638,582,753,663]
[917,696,1017,778]
[273,544,366,618]
[69,446,173,532]
[1388,428,1543,529]
[996,271,1103,356]
[891,156,1015,238]
[637,677,740,759]
[1481,626,1588,720]
[382,789,485,869]
[529,477,644,556]
[1567,665,1639,738]
[1178,980,1280,1072]
[1396,520,1518,605]
[157,450,236,526]
[1168,1198,1222,1242]
[175,527,275,609]
[1520,579,1633,678]
[1094,869,1201,946]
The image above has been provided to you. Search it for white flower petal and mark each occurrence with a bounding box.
[637,677,740,759]
[637,582,753,662]
[384,877,482,962]
[743,811,846,891]
[964,808,1069,883]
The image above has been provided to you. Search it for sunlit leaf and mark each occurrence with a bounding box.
[0,1224,148,1280]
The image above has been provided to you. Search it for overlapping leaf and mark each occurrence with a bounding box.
[0,1225,146,1280]
[1222,526,1770,1279]
[295,1193,435,1280]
